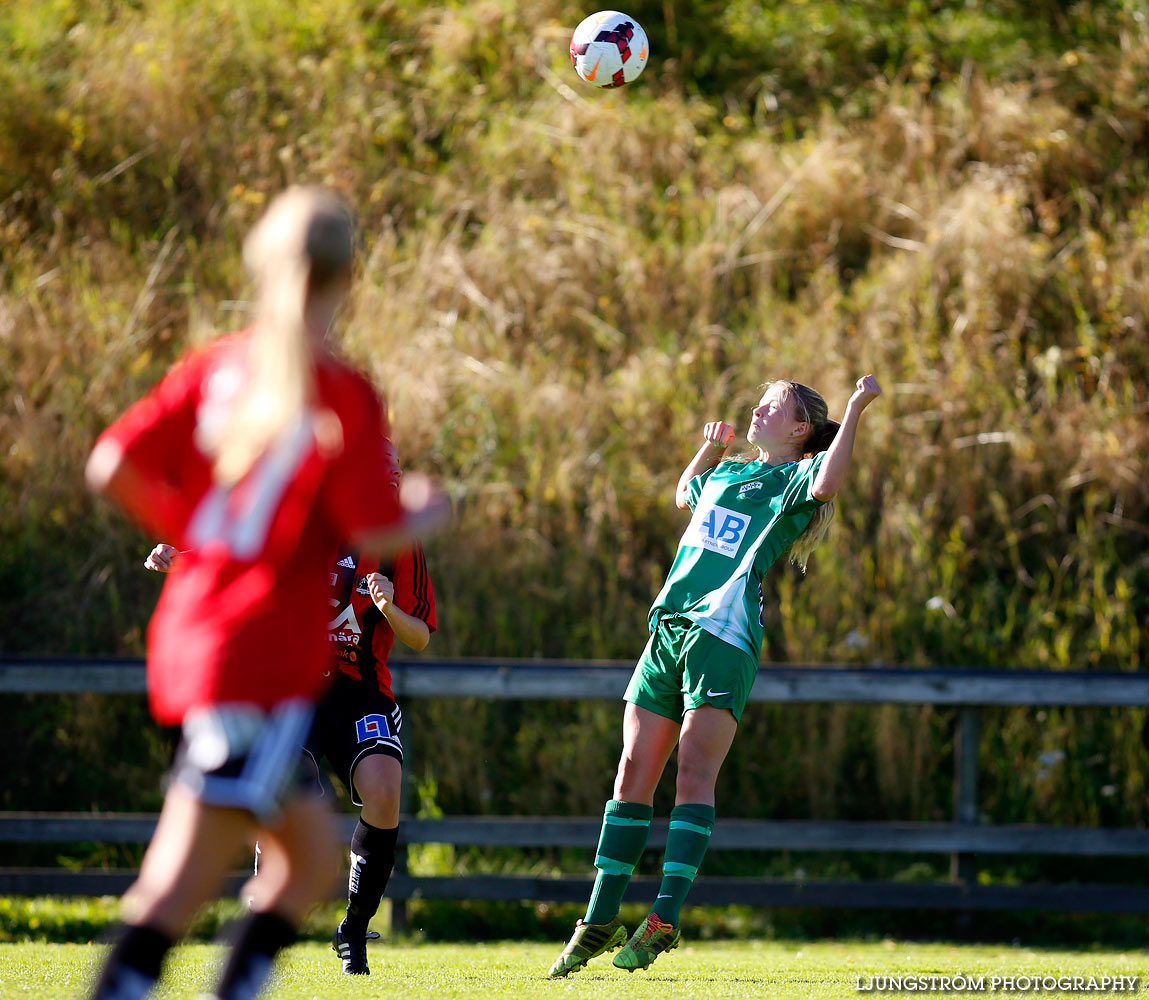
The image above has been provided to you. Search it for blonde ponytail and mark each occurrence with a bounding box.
[789,498,835,573]
[211,187,353,486]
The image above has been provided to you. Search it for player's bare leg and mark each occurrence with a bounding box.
[616,705,733,972]
[332,753,403,975]
[549,705,680,978]
[125,787,253,933]
[209,794,341,998]
[241,794,340,921]
[90,788,253,999]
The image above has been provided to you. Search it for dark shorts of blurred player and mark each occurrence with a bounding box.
[169,700,320,820]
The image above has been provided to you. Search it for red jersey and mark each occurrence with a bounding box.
[327,544,437,699]
[95,332,404,725]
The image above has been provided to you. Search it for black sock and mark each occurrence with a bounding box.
[212,910,297,1000]
[89,923,173,1000]
[344,818,399,935]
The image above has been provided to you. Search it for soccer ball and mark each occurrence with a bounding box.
[569,10,649,89]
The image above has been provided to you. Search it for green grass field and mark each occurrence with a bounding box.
[1,939,1143,999]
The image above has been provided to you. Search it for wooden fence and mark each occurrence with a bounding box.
[4,657,1149,916]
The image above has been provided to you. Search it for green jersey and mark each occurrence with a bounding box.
[648,453,828,659]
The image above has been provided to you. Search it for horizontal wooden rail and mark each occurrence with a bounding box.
[5,657,1149,705]
[5,812,1149,857]
[1,870,1145,914]
[6,656,1147,917]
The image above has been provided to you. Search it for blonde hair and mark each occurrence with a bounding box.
[765,380,839,574]
[212,187,353,486]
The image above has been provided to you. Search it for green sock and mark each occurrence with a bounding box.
[584,799,653,925]
[651,803,715,927]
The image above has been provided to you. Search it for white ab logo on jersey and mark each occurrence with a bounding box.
[688,503,748,558]
[328,603,362,638]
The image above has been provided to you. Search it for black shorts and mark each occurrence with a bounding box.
[167,699,318,822]
[303,672,403,807]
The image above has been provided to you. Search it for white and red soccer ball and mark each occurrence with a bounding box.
[569,10,649,89]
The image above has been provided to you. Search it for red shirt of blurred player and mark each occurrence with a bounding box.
[86,188,445,727]
[93,334,404,724]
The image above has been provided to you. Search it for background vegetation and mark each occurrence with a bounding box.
[1,0,1147,940]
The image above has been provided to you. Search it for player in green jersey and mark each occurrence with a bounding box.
[549,374,882,977]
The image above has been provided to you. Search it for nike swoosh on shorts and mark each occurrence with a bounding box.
[706,689,731,697]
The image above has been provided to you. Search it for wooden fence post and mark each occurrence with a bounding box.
[390,738,412,936]
[951,705,981,931]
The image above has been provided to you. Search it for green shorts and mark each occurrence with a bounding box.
[624,614,758,723]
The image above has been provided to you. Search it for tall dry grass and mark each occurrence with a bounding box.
[1,1,1146,844]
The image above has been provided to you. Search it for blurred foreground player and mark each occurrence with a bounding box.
[86,186,447,1000]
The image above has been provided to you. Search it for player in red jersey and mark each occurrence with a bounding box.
[317,530,436,976]
[85,187,447,1000]
[142,444,438,977]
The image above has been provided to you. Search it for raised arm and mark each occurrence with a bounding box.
[86,440,191,542]
[811,374,882,501]
[675,422,736,510]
